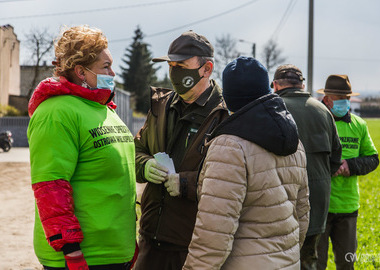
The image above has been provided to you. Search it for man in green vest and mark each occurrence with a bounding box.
[272,64,342,270]
[316,74,379,269]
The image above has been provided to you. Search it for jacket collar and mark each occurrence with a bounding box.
[212,93,299,156]
[171,80,215,108]
[276,87,310,97]
[28,76,116,116]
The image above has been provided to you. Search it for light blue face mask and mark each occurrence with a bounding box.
[96,74,115,92]
[331,99,350,117]
[85,68,115,92]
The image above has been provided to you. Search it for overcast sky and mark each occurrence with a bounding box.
[1,0,380,96]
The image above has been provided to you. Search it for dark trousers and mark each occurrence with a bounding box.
[301,234,322,270]
[133,236,188,270]
[317,211,358,270]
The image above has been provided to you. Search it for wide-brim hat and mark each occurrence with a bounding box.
[152,30,213,63]
[317,74,360,96]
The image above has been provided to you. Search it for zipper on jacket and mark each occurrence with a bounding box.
[153,185,166,240]
[198,116,218,154]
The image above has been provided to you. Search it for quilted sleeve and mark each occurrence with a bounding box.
[183,136,247,270]
[32,179,83,254]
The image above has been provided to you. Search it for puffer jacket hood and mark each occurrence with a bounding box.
[211,93,299,156]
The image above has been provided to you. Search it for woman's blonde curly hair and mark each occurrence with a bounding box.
[53,25,108,79]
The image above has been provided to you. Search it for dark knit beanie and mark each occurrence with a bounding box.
[222,56,271,112]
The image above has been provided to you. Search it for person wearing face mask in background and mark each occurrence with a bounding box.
[133,30,229,270]
[316,75,379,270]
[28,25,137,270]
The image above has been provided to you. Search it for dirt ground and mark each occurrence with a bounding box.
[0,162,41,270]
[0,162,146,270]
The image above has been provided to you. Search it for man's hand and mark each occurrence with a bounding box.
[164,174,180,197]
[144,159,169,184]
[64,250,89,270]
[333,159,350,177]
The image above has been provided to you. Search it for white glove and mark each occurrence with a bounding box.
[144,159,168,184]
[164,174,180,197]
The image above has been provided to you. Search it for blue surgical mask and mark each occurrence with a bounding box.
[331,99,350,117]
[96,74,115,92]
[85,68,115,92]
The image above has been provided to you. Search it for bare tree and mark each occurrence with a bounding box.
[214,34,240,82]
[260,39,286,73]
[24,28,54,100]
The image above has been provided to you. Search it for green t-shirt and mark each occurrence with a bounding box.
[28,95,136,267]
[329,113,377,213]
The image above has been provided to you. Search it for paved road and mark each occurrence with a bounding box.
[0,147,30,162]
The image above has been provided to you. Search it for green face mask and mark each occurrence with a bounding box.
[169,64,204,95]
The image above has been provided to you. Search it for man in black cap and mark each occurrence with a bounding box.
[272,65,342,270]
[133,30,228,270]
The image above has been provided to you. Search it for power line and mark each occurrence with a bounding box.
[271,0,297,40]
[0,0,32,2]
[0,0,190,20]
[318,56,380,63]
[289,55,380,63]
[109,0,260,43]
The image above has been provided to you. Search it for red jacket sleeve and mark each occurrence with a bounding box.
[32,179,84,252]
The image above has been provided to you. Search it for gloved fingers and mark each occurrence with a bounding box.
[147,171,166,183]
[150,167,168,179]
[165,173,180,197]
[148,177,164,184]
[168,173,179,182]
[151,162,169,174]
[165,184,175,196]
[168,189,180,197]
[164,181,170,188]
[145,159,168,184]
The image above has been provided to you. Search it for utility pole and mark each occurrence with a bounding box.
[307,0,314,95]
[251,43,256,58]
[239,39,256,58]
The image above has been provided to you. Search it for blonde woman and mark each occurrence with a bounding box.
[28,25,137,270]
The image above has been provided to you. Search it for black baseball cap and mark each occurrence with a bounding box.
[152,30,214,62]
[270,64,305,88]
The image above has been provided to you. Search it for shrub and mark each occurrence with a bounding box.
[0,105,22,117]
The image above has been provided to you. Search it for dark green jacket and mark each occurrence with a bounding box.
[277,88,342,235]
[134,80,228,247]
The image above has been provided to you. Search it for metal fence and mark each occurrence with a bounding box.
[114,88,133,129]
[0,115,146,147]
[0,116,30,147]
[113,88,146,135]
[0,89,146,147]
[132,117,146,136]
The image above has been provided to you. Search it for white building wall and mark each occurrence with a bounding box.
[0,25,20,106]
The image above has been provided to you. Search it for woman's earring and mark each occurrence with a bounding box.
[81,79,89,89]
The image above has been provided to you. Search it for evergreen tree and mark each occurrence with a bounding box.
[155,72,173,89]
[120,26,157,114]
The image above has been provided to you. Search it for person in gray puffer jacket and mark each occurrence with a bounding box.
[183,56,310,270]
